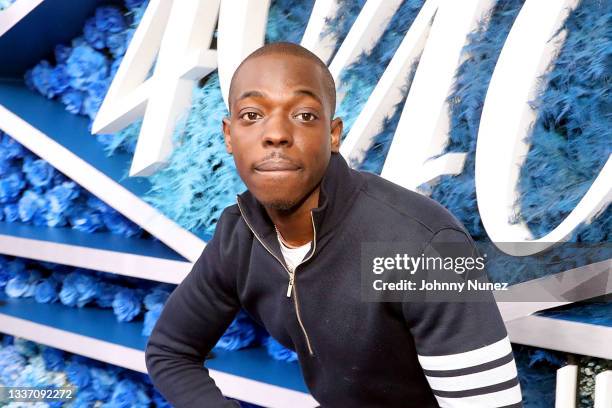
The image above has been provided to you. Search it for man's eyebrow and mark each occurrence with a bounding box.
[234,88,324,106]
[293,89,323,106]
[236,90,265,102]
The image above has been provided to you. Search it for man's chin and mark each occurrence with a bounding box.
[259,197,299,211]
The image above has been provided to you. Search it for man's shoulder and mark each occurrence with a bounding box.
[356,170,469,236]
[208,203,246,242]
[217,203,243,228]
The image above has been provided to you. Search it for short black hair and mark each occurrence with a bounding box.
[228,41,337,117]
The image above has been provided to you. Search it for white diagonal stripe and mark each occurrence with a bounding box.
[417,336,512,371]
[435,384,523,408]
[425,360,518,391]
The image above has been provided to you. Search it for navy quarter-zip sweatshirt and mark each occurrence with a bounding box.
[145,153,523,407]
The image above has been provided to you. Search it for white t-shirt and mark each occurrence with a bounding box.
[278,236,311,272]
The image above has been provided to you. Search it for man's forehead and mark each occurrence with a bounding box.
[229,54,327,104]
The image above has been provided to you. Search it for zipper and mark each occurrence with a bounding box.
[236,195,316,356]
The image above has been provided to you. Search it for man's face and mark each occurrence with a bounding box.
[222,53,342,211]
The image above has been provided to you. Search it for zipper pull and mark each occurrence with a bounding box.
[286,272,294,298]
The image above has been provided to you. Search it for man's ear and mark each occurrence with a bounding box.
[330,117,343,153]
[222,116,233,154]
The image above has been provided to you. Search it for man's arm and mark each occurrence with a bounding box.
[403,228,523,408]
[145,210,241,407]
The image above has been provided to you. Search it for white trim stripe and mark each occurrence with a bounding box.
[435,384,523,407]
[418,336,512,371]
[425,360,518,392]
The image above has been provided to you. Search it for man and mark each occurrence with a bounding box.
[145,42,523,407]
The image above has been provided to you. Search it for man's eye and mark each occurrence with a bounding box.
[296,112,317,122]
[241,112,261,121]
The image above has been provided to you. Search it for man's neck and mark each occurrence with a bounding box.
[265,185,320,247]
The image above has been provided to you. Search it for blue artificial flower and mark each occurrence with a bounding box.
[143,287,171,311]
[65,359,91,388]
[83,16,106,50]
[54,44,72,64]
[0,151,16,175]
[30,60,55,98]
[45,181,79,214]
[34,277,60,303]
[142,308,161,336]
[18,190,47,223]
[106,31,128,58]
[16,354,50,387]
[86,195,112,213]
[214,310,257,351]
[70,387,99,408]
[0,259,10,288]
[0,133,26,160]
[5,270,30,298]
[59,271,99,307]
[60,88,86,114]
[112,288,141,322]
[95,281,118,308]
[68,204,105,233]
[22,158,55,188]
[95,6,127,33]
[66,44,109,91]
[48,64,71,97]
[3,203,19,222]
[90,366,116,401]
[102,210,141,237]
[23,269,43,298]
[0,140,20,175]
[51,170,68,186]
[13,338,39,358]
[125,27,136,46]
[0,171,26,203]
[73,271,100,307]
[0,346,26,384]
[44,209,67,227]
[5,258,26,277]
[104,378,150,408]
[264,335,298,363]
[41,346,66,371]
[110,57,123,79]
[83,78,111,119]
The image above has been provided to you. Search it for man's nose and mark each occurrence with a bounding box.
[262,114,293,147]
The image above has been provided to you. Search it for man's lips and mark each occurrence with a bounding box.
[254,159,301,172]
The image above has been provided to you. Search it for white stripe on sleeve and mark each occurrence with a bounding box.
[417,336,512,371]
[435,384,523,408]
[425,360,518,392]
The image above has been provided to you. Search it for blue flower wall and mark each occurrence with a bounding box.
[0,334,264,407]
[0,131,147,236]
